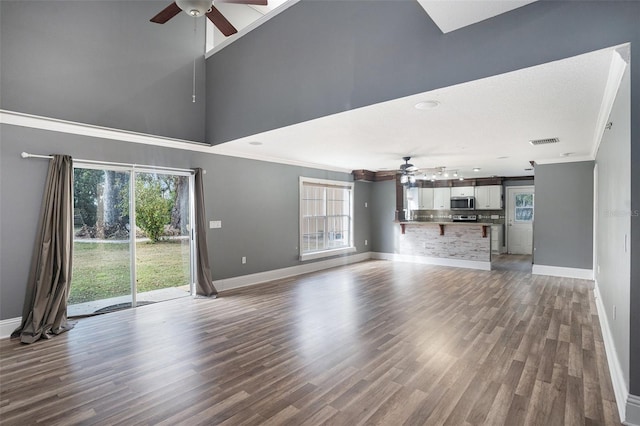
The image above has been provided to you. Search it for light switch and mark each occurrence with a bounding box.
[209,220,222,229]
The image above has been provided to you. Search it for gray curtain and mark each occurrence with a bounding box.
[12,155,75,344]
[194,168,218,297]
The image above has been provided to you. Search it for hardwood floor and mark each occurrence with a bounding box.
[491,254,533,273]
[0,260,620,425]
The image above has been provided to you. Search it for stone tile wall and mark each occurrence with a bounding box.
[398,223,491,262]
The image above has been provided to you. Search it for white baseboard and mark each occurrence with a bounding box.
[532,264,594,280]
[0,317,21,339]
[594,281,640,425]
[371,252,491,271]
[214,252,372,292]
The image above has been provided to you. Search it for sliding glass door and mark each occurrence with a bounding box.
[133,171,193,308]
[69,165,194,316]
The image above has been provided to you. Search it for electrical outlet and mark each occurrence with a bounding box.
[364,239,368,246]
[241,256,246,264]
[209,220,222,229]
[365,202,368,208]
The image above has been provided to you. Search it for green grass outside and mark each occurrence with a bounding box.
[69,240,190,304]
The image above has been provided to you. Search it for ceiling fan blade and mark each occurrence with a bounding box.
[206,6,238,37]
[150,2,182,24]
[217,0,268,5]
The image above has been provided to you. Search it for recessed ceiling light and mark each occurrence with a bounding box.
[473,167,481,172]
[524,168,533,171]
[248,141,263,146]
[414,100,440,110]
[497,156,509,160]
[560,152,573,157]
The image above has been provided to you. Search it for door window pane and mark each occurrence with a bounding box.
[515,193,534,222]
[135,172,192,304]
[70,168,132,315]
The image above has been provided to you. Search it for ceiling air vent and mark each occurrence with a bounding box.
[529,137,560,146]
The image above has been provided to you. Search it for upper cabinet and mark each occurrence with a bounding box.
[406,187,420,211]
[450,186,474,197]
[419,188,434,209]
[475,185,503,209]
[433,187,451,210]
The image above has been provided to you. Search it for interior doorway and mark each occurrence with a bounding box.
[69,165,194,316]
[506,186,534,255]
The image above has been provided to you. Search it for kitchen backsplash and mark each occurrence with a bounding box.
[410,209,505,224]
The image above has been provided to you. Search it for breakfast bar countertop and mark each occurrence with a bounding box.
[397,221,496,226]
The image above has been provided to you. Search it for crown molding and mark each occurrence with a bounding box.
[0,110,351,173]
[591,45,629,159]
[0,109,211,151]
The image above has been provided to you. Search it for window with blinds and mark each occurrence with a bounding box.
[299,177,355,261]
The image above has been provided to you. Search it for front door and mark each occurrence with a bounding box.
[506,186,534,255]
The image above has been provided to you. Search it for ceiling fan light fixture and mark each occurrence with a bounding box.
[176,0,212,17]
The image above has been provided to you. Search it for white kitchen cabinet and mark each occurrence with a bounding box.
[475,185,503,209]
[418,188,434,209]
[491,224,504,253]
[450,186,474,197]
[405,187,419,211]
[433,187,451,210]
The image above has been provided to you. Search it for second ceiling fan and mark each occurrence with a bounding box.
[151,0,267,37]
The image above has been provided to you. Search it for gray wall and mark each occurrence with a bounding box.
[370,180,396,254]
[0,1,206,142]
[533,162,594,269]
[596,65,631,390]
[0,124,367,320]
[205,0,639,145]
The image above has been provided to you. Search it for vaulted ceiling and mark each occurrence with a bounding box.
[205,1,627,178]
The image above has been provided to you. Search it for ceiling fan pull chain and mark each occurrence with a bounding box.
[192,19,197,103]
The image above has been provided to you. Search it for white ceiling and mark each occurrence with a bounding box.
[212,45,619,178]
[207,1,619,178]
[417,0,538,34]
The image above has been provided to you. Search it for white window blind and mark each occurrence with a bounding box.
[299,177,355,261]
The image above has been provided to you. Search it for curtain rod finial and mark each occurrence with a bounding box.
[21,152,29,158]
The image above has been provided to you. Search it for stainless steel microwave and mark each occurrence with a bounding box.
[450,196,475,210]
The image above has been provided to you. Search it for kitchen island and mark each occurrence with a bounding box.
[393,221,493,270]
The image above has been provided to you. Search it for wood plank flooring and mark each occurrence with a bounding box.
[0,259,620,425]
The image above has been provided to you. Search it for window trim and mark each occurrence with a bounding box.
[299,177,355,261]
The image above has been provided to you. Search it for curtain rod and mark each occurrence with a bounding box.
[20,152,205,174]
